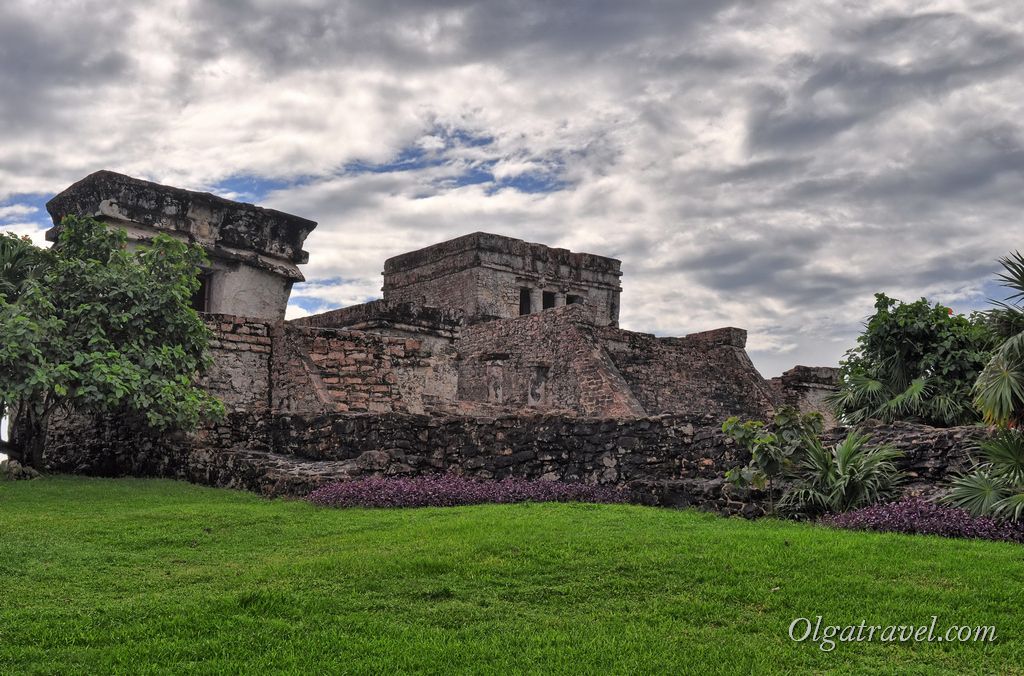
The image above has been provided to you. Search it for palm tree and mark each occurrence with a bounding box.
[942,252,1024,521]
[974,251,1024,427]
[943,431,1024,521]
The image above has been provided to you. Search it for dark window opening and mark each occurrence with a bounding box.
[191,273,211,312]
[519,287,532,315]
[567,294,584,305]
[542,291,555,310]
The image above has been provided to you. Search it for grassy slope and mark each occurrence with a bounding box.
[1,477,1022,675]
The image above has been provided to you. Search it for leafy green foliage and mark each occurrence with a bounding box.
[777,432,903,518]
[829,293,995,427]
[942,430,1024,522]
[0,232,51,302]
[724,406,824,512]
[0,232,54,442]
[974,251,1024,427]
[725,407,903,517]
[0,216,224,465]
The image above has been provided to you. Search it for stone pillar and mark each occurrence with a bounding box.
[554,292,566,307]
[530,288,543,314]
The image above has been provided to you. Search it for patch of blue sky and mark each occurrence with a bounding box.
[0,192,49,216]
[979,279,1019,306]
[290,277,381,305]
[490,170,569,194]
[343,146,437,176]
[287,296,332,312]
[211,175,308,204]
[445,164,495,188]
[322,124,571,197]
[0,193,52,245]
[342,127,496,176]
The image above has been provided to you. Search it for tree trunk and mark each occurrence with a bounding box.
[6,401,26,465]
[9,400,47,469]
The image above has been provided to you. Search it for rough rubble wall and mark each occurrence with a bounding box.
[43,411,986,516]
[454,305,644,417]
[823,420,985,493]
[41,411,759,511]
[598,326,777,420]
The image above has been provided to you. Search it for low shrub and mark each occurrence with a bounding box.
[777,432,903,518]
[820,497,1024,543]
[306,474,626,508]
[723,407,903,517]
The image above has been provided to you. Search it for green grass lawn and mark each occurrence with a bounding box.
[1,477,1022,675]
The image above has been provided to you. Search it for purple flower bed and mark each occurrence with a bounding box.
[306,474,627,509]
[820,498,1024,543]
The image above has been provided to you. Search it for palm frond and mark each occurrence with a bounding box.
[777,487,831,517]
[941,468,1012,517]
[929,393,970,427]
[976,430,1024,485]
[994,492,1024,522]
[986,306,1024,340]
[994,251,1024,303]
[886,377,932,419]
[974,333,1024,426]
[783,432,903,516]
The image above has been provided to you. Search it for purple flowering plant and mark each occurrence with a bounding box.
[821,497,1024,543]
[307,474,626,509]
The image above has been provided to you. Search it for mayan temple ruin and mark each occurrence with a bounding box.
[40,170,921,513]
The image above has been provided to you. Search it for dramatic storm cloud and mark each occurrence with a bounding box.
[2,0,1022,375]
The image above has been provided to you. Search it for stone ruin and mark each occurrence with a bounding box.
[46,170,316,320]
[38,171,977,513]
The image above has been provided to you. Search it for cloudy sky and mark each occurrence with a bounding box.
[1,0,1022,376]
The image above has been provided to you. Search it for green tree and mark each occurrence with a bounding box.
[0,216,224,468]
[0,232,53,445]
[828,293,995,427]
[0,232,51,301]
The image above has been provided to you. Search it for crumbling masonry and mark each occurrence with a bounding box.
[40,171,975,513]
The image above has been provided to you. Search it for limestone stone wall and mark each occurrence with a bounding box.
[453,305,645,417]
[292,300,463,335]
[823,420,984,493]
[270,323,453,415]
[598,326,777,420]
[202,314,273,412]
[770,365,841,428]
[382,232,622,326]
